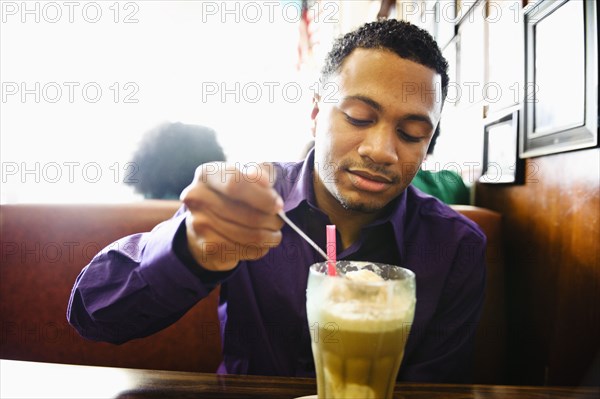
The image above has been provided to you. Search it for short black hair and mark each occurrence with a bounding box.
[127,122,226,199]
[321,19,449,101]
[427,124,440,155]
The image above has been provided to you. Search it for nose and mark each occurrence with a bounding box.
[357,124,398,165]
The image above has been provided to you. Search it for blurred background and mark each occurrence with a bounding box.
[1,0,500,203]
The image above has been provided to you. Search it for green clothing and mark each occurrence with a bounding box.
[411,169,470,205]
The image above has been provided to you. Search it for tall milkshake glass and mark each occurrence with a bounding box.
[306,261,416,399]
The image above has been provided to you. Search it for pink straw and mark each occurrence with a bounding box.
[326,225,337,276]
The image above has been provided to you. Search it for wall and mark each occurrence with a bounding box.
[475,148,600,386]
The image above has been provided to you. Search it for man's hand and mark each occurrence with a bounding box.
[180,162,284,272]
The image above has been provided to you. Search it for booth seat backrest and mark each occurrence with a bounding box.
[0,201,221,372]
[0,202,506,382]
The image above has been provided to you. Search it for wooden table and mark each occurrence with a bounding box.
[1,359,598,399]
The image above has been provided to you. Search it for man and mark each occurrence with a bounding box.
[68,19,486,383]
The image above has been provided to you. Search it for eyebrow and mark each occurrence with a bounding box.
[342,95,434,129]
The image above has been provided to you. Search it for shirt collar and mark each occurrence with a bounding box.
[278,148,408,263]
[388,189,407,263]
[280,149,317,213]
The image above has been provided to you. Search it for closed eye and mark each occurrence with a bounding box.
[345,114,373,127]
[397,129,421,143]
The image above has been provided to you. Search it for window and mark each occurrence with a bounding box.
[1,1,323,203]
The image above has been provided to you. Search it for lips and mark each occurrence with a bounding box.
[349,169,392,183]
[347,168,393,193]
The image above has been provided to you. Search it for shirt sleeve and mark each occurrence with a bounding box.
[399,229,487,383]
[67,207,236,344]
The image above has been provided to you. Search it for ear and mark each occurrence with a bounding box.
[310,95,320,137]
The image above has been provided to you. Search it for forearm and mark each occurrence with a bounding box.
[67,212,231,344]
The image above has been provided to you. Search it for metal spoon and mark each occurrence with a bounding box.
[278,210,328,261]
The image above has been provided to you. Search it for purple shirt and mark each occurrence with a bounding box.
[68,154,486,383]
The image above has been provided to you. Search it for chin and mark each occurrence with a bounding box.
[335,193,387,214]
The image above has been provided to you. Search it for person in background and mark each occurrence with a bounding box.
[411,125,470,205]
[68,19,486,383]
[126,122,226,199]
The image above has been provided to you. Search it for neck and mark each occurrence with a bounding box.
[329,209,378,251]
[313,180,381,251]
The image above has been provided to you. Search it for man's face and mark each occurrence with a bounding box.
[312,48,443,214]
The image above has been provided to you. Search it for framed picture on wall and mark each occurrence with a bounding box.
[480,107,524,184]
[520,0,598,158]
[456,0,485,107]
[436,0,455,49]
[486,0,523,113]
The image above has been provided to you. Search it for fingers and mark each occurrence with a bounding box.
[182,162,282,215]
[180,162,285,271]
[183,180,284,232]
[185,212,281,271]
